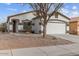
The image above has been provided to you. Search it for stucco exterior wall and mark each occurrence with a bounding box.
[70,21,79,35]
[58,15,69,22]
[8,12,35,32]
[18,25,23,31]
[77,21,79,35]
[32,19,41,33]
[49,14,69,32]
[69,21,77,34]
[32,13,69,34]
[50,14,69,22]
[7,11,70,34]
[9,24,13,31]
[9,12,35,23]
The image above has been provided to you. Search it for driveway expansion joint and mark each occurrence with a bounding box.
[37,48,48,56]
[10,48,13,56]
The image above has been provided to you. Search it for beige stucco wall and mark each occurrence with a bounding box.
[49,14,69,32]
[50,14,69,22]
[77,21,79,35]
[8,12,36,32]
[9,12,35,23]
[58,15,69,31]
[69,21,77,34]
[7,11,69,33]
[32,19,41,33]
[58,15,69,22]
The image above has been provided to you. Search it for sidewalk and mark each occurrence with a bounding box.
[0,44,79,56]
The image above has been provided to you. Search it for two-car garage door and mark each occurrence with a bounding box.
[46,21,66,34]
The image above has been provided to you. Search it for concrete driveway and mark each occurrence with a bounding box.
[52,34,79,43]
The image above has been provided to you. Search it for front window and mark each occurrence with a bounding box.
[23,21,32,32]
[55,12,58,18]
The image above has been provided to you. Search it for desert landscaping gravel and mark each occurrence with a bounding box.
[0,33,73,50]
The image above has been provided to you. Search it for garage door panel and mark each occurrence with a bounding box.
[46,22,66,34]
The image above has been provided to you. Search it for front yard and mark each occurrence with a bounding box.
[0,33,73,50]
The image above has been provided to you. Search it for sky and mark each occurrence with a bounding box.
[60,3,79,18]
[0,3,79,23]
[0,3,32,23]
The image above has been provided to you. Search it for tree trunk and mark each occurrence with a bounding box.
[43,24,46,38]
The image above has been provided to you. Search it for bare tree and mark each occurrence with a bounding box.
[29,3,63,38]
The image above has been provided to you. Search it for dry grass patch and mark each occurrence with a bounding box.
[0,33,74,50]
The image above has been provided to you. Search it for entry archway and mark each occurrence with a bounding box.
[12,19,19,32]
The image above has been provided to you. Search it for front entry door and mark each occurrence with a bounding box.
[13,20,16,32]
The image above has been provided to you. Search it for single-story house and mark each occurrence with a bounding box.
[69,17,79,35]
[7,11,70,34]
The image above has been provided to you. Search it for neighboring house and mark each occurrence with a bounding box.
[0,22,7,32]
[7,11,70,34]
[69,17,79,35]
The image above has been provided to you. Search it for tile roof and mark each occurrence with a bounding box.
[70,17,79,22]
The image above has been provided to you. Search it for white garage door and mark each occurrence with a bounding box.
[46,22,66,34]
